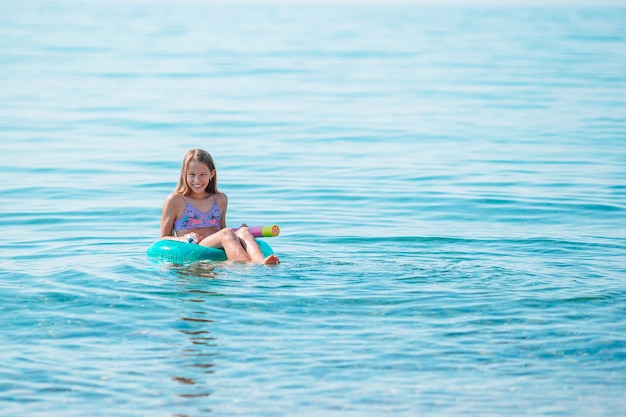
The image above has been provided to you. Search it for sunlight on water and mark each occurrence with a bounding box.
[1,1,625,416]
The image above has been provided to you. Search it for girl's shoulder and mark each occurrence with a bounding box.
[214,191,228,205]
[165,192,186,207]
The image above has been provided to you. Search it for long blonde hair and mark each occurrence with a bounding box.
[175,149,218,195]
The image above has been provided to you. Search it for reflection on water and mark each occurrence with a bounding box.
[168,262,222,280]
[170,266,222,405]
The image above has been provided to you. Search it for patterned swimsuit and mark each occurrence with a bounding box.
[173,196,222,232]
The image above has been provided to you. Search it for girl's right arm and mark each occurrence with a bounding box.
[160,193,186,240]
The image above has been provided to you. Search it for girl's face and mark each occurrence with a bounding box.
[186,161,214,195]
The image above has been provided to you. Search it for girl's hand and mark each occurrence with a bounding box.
[183,233,200,244]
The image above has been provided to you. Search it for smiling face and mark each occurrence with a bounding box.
[175,149,219,196]
[186,160,215,197]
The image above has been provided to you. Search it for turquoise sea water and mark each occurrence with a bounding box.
[1,1,626,415]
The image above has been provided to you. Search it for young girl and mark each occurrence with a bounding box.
[160,149,280,265]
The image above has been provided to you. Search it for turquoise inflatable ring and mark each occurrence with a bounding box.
[147,239,274,263]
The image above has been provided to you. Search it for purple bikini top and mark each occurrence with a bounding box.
[173,196,222,232]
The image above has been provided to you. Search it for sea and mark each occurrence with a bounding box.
[1,1,625,416]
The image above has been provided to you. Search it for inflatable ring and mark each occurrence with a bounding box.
[147,239,274,263]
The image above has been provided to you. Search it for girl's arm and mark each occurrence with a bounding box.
[217,192,228,229]
[160,193,186,240]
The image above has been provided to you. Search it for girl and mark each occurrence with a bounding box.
[160,149,280,265]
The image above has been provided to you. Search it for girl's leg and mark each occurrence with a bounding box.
[198,228,250,262]
[235,227,280,265]
[234,227,265,263]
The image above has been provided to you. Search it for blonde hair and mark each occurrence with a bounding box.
[175,149,218,195]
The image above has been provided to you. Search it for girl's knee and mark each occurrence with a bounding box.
[235,226,253,239]
[220,227,240,242]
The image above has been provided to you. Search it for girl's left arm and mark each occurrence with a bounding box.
[218,192,228,229]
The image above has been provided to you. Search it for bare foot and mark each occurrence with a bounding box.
[263,254,280,265]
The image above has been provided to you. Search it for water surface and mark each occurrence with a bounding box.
[1,1,625,416]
